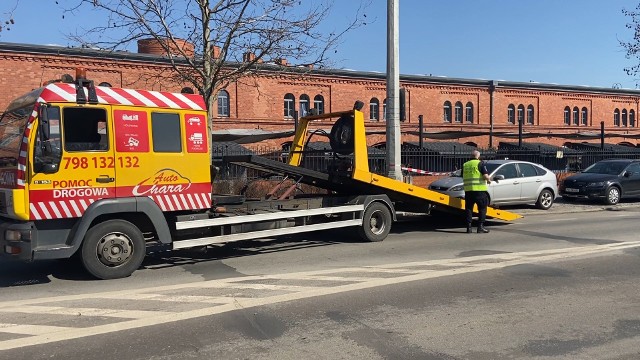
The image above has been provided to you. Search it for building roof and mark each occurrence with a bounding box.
[2,41,640,97]
[564,142,640,152]
[498,141,580,154]
[403,141,477,154]
[211,141,255,157]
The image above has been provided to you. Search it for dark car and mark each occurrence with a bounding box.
[560,159,640,205]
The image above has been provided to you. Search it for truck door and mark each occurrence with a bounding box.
[30,105,116,220]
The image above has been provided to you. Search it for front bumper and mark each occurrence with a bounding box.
[560,186,607,199]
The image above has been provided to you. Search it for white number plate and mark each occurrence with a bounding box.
[565,188,579,193]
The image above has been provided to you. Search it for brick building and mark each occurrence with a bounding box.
[1,41,640,149]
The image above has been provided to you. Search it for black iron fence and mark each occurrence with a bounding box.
[215,145,640,181]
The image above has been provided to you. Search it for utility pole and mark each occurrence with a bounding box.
[386,0,401,180]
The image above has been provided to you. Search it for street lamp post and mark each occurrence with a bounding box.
[386,0,401,180]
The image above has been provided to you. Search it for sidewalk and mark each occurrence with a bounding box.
[510,198,640,216]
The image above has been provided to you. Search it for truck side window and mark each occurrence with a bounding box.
[34,106,62,173]
[63,107,109,152]
[151,112,182,153]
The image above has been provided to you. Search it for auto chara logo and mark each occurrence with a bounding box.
[132,169,192,196]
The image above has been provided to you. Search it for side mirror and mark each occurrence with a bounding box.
[494,174,505,180]
[34,162,58,174]
[38,104,51,140]
[624,171,632,178]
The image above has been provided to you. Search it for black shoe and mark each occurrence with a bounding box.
[466,227,473,234]
[477,227,490,234]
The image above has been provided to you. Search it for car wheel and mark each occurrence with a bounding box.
[604,186,621,205]
[536,189,554,210]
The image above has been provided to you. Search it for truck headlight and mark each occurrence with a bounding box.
[5,230,22,241]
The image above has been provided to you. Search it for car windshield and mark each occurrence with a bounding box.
[583,161,627,175]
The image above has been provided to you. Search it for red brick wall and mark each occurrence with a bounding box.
[1,46,640,151]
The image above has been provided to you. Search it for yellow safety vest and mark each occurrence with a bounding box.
[463,159,488,192]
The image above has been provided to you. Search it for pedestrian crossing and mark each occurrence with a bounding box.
[1,240,639,351]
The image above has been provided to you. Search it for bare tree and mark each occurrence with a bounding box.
[64,0,369,129]
[0,0,19,36]
[621,3,640,78]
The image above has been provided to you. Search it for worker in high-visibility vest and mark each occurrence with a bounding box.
[461,150,492,233]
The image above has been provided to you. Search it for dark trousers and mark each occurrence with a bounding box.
[465,191,489,227]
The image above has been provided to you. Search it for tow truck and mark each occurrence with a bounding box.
[0,69,520,279]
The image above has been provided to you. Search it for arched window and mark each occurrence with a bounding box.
[526,105,534,125]
[180,86,193,94]
[454,101,463,123]
[314,95,325,115]
[217,89,230,117]
[517,104,525,124]
[572,107,579,125]
[564,106,571,125]
[614,109,620,126]
[369,98,380,121]
[299,94,310,117]
[630,110,636,127]
[622,109,628,127]
[443,101,452,123]
[507,104,515,124]
[465,102,474,123]
[581,107,588,126]
[98,82,113,88]
[284,93,295,118]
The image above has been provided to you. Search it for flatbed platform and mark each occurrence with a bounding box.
[224,154,521,221]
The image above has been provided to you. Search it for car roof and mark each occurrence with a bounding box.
[597,159,640,163]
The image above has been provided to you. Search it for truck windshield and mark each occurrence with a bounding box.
[0,105,32,169]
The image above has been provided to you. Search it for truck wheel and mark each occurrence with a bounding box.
[535,189,554,210]
[358,202,392,242]
[81,220,146,280]
[604,186,620,205]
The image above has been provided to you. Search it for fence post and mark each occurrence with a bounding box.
[600,121,604,150]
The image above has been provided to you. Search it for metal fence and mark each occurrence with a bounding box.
[215,145,640,181]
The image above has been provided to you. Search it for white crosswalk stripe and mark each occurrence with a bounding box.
[0,240,639,351]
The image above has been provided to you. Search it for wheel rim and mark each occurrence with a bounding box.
[609,188,620,204]
[369,209,386,235]
[541,192,552,207]
[96,232,134,267]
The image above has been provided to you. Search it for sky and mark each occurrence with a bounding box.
[1,0,639,89]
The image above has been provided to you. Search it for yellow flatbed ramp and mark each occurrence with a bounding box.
[354,171,521,221]
[229,107,521,222]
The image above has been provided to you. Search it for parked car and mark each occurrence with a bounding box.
[560,159,640,205]
[428,160,558,210]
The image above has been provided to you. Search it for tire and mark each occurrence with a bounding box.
[358,202,392,242]
[80,220,146,280]
[604,186,621,205]
[535,189,554,210]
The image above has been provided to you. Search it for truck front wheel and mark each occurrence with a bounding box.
[358,202,392,242]
[81,220,146,280]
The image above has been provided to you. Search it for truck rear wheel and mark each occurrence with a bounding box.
[81,220,146,279]
[358,202,392,242]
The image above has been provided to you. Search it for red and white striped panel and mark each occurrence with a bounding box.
[37,83,206,111]
[149,192,211,212]
[16,107,38,189]
[401,166,454,176]
[30,198,96,220]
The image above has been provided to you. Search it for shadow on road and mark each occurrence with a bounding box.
[0,213,512,286]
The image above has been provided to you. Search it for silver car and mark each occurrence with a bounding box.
[428,160,558,210]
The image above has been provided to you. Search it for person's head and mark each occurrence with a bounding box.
[471,150,481,160]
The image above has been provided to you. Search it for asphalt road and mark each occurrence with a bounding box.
[1,199,640,359]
